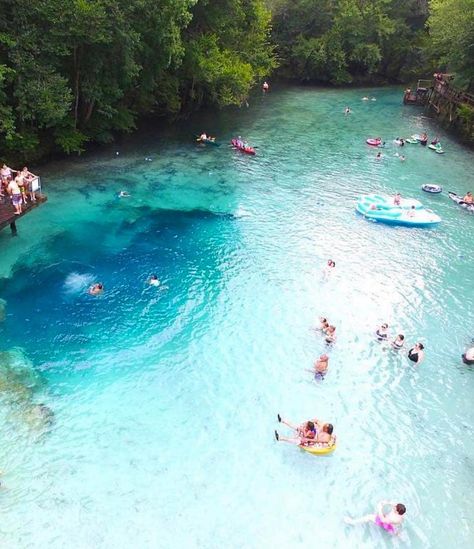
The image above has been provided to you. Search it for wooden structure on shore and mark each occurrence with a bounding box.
[0,193,47,236]
[403,75,474,122]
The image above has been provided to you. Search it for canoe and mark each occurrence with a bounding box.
[448,192,474,212]
[231,138,256,155]
[356,194,441,227]
[422,184,442,194]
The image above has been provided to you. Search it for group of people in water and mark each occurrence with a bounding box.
[88,275,161,296]
[0,163,39,215]
[273,257,412,536]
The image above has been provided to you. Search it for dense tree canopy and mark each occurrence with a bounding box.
[428,0,474,89]
[270,0,430,84]
[0,0,472,161]
[0,0,275,161]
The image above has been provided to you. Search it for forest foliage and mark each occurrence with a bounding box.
[0,0,472,161]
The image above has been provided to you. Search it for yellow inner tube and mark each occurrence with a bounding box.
[300,443,336,455]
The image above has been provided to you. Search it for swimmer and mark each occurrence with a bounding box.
[462,347,474,365]
[375,323,389,341]
[317,317,330,331]
[399,155,406,162]
[344,106,351,115]
[88,283,103,295]
[393,193,401,206]
[408,342,424,364]
[118,190,130,198]
[325,325,336,344]
[262,81,269,92]
[391,334,405,350]
[199,132,207,141]
[149,275,160,287]
[323,259,336,277]
[309,354,329,380]
[345,501,406,535]
[362,96,369,101]
[371,97,377,101]
[376,151,382,159]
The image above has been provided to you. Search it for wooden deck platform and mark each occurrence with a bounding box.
[0,193,48,235]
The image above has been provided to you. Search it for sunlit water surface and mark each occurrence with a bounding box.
[1,86,474,548]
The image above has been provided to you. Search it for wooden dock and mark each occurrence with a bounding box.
[0,193,47,236]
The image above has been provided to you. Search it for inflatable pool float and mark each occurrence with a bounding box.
[410,134,422,141]
[366,138,382,146]
[428,143,444,154]
[422,184,442,194]
[448,192,474,212]
[356,194,441,227]
[300,443,336,456]
[406,138,418,144]
[231,138,256,155]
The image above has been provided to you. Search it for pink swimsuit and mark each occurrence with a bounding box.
[375,515,396,535]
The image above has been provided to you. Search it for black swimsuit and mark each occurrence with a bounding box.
[408,348,419,363]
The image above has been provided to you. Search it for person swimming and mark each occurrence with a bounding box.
[88,283,103,295]
[312,354,329,380]
[323,259,335,277]
[376,323,389,341]
[262,81,269,92]
[345,106,351,115]
[408,342,424,364]
[325,325,336,344]
[118,190,130,198]
[362,96,369,101]
[391,334,405,350]
[318,317,330,331]
[462,346,474,365]
[149,275,160,287]
[345,501,406,535]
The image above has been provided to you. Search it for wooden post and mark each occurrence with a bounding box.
[10,221,17,236]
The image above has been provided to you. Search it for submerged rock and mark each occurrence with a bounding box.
[0,298,6,322]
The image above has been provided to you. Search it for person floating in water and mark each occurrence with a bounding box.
[345,501,406,535]
[323,259,335,277]
[462,346,474,365]
[275,415,335,447]
[310,354,329,380]
[391,334,405,350]
[344,106,351,115]
[362,96,369,101]
[149,275,160,287]
[408,342,424,364]
[262,81,269,92]
[375,323,389,341]
[118,190,130,198]
[88,283,104,295]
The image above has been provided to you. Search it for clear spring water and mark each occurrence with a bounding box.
[0,86,474,548]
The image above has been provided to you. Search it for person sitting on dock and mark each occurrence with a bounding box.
[88,283,104,295]
[462,192,473,204]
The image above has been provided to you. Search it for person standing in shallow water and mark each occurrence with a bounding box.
[408,342,424,364]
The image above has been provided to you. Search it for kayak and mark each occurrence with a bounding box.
[356,194,441,227]
[231,138,256,155]
[448,192,474,212]
[366,138,382,146]
[428,143,444,154]
[422,184,442,194]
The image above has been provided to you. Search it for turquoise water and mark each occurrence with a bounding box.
[1,86,474,548]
